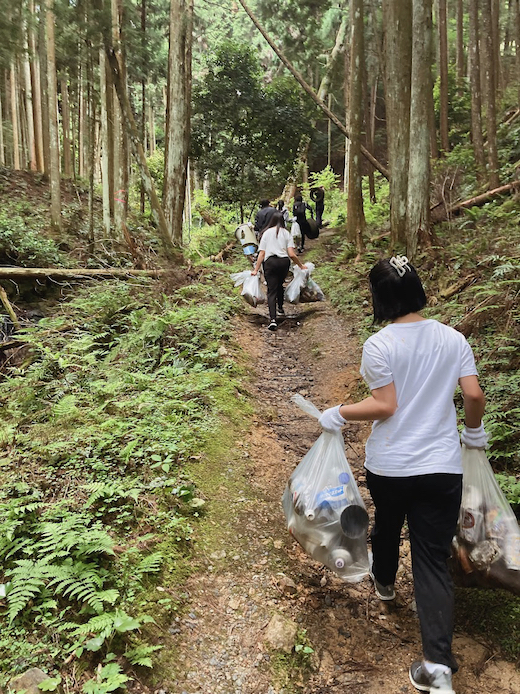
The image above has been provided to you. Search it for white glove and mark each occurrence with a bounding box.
[319,405,347,433]
[460,424,489,449]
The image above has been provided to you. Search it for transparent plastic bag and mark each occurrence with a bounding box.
[450,446,520,596]
[282,395,370,583]
[285,262,325,304]
[230,270,266,307]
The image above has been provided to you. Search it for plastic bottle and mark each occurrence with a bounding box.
[330,547,353,570]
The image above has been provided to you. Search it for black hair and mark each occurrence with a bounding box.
[277,200,284,210]
[270,211,284,237]
[294,194,303,202]
[369,258,427,323]
[260,199,270,208]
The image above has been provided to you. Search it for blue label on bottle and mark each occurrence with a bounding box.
[316,485,347,505]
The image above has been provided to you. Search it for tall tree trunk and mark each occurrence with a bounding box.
[438,0,450,152]
[10,63,20,170]
[78,62,85,178]
[347,0,366,254]
[112,0,127,236]
[481,0,500,187]
[100,49,111,235]
[491,0,500,91]
[407,0,433,261]
[383,0,412,244]
[343,48,351,194]
[468,2,486,174]
[23,42,37,171]
[28,0,44,173]
[164,0,193,245]
[515,0,520,106]
[39,8,50,176]
[46,0,61,230]
[140,0,146,215]
[0,92,4,165]
[456,0,465,81]
[61,77,72,177]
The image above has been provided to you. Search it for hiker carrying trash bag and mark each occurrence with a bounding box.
[282,395,370,584]
[230,269,266,308]
[285,262,325,304]
[318,256,486,694]
[450,446,520,596]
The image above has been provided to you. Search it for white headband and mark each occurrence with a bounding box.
[389,255,411,277]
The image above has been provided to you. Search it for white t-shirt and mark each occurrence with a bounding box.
[360,319,478,477]
[259,226,294,261]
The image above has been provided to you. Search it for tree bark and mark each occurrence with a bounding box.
[468,2,486,175]
[516,0,520,107]
[0,92,4,166]
[481,0,500,188]
[491,0,500,91]
[347,0,366,254]
[46,0,61,230]
[10,63,20,170]
[164,0,193,246]
[0,267,166,280]
[383,0,412,244]
[61,77,72,177]
[438,0,449,152]
[23,42,37,171]
[28,0,44,173]
[99,49,112,236]
[112,0,127,236]
[456,0,465,81]
[407,0,433,261]
[39,7,50,176]
[236,0,389,179]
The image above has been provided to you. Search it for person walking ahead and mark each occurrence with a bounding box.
[292,194,313,252]
[252,211,306,331]
[318,256,487,694]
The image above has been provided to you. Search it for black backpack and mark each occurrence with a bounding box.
[306,218,320,239]
[293,201,307,217]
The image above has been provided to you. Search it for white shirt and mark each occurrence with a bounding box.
[360,319,478,477]
[259,226,294,261]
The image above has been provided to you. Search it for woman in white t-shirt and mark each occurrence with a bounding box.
[252,211,306,331]
[319,256,486,694]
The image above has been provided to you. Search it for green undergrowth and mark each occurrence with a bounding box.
[0,268,251,689]
[311,190,520,659]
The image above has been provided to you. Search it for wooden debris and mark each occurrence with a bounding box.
[0,267,166,280]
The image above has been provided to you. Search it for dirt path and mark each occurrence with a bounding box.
[162,291,519,694]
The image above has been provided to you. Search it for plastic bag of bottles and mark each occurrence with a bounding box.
[230,270,266,307]
[450,446,520,596]
[285,262,325,304]
[282,395,370,583]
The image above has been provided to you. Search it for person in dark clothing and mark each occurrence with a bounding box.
[292,194,313,252]
[310,186,325,227]
[251,211,306,331]
[254,199,276,240]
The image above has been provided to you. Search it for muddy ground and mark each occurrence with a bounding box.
[158,278,519,694]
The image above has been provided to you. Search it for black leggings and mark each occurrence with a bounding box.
[263,256,290,321]
[366,470,462,672]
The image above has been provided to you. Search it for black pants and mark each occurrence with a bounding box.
[366,470,462,672]
[315,203,324,227]
[263,256,290,321]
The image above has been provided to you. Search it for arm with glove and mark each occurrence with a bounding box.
[459,375,487,448]
[319,383,397,432]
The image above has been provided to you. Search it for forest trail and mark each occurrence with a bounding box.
[160,259,520,694]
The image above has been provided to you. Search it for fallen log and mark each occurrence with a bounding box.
[210,240,236,263]
[432,180,520,223]
[0,267,166,280]
[439,274,476,300]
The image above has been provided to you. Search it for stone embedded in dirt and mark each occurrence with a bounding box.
[263,613,298,653]
[9,668,50,694]
[278,574,298,594]
[210,550,227,560]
